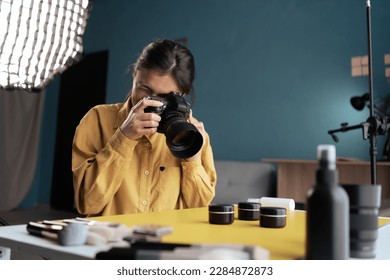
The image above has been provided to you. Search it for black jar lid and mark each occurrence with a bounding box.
[238,202,261,210]
[209,204,234,213]
[260,207,286,216]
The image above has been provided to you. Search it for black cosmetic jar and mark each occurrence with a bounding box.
[259,207,287,228]
[208,204,235,225]
[238,202,261,220]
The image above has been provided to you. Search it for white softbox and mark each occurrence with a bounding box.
[0,0,93,91]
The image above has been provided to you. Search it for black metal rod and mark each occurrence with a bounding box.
[366,0,377,184]
[328,124,363,135]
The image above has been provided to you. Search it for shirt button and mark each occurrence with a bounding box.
[144,170,150,175]
[182,166,187,170]
[142,200,147,206]
[145,143,150,148]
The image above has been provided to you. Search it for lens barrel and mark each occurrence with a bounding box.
[144,93,203,159]
[163,116,203,159]
[341,184,381,259]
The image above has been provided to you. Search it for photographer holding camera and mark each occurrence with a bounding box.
[72,39,216,216]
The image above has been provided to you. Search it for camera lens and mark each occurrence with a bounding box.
[145,93,203,158]
[164,117,203,159]
[172,130,196,146]
[341,184,381,259]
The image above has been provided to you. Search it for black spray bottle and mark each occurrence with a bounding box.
[306,145,349,260]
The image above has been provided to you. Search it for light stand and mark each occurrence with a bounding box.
[328,1,390,185]
[366,0,377,184]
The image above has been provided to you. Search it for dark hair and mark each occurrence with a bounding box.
[130,39,196,103]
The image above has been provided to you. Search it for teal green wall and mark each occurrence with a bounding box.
[22,0,390,207]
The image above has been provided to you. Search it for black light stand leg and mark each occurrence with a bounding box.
[366,0,377,185]
[383,134,390,160]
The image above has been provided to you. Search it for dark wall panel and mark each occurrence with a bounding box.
[51,51,108,211]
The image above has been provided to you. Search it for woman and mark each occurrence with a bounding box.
[72,39,216,216]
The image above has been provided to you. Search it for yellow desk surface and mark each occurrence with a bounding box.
[91,207,390,260]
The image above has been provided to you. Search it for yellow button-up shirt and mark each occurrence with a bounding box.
[72,100,216,216]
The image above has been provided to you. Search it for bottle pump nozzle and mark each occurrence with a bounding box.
[317,145,336,170]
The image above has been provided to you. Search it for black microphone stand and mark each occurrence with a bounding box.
[327,1,389,185]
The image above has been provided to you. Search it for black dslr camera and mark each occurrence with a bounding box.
[144,92,203,159]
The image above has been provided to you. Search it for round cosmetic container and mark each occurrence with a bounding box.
[238,202,261,220]
[259,207,287,228]
[208,204,234,225]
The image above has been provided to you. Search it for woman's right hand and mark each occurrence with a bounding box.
[120,98,163,140]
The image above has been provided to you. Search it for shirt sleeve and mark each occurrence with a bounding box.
[179,132,217,208]
[72,108,138,215]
